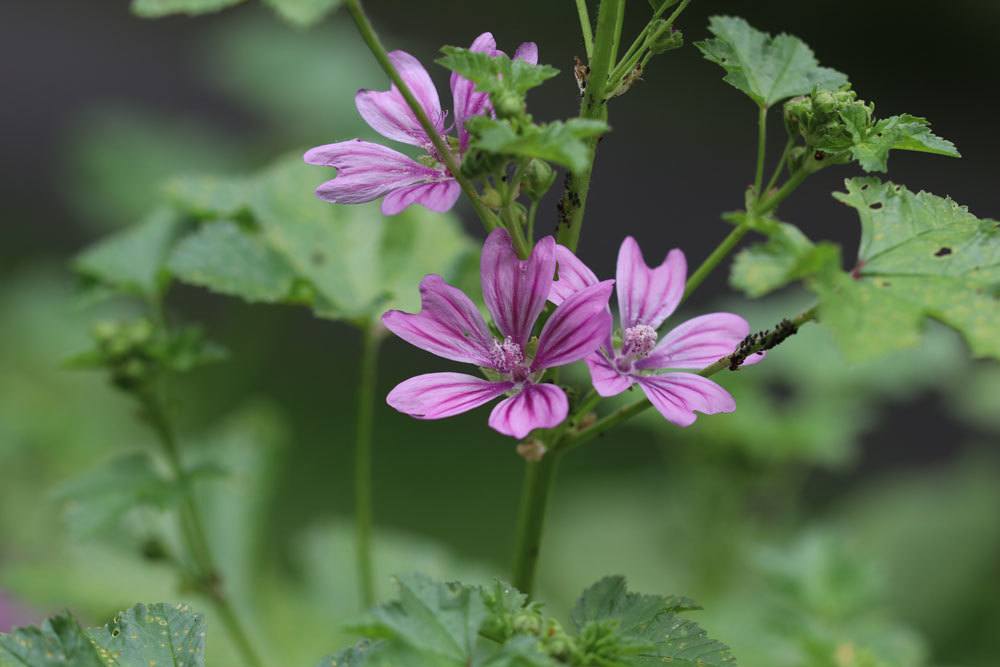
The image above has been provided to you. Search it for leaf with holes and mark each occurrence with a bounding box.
[815,178,1000,361]
[696,16,847,107]
[571,576,735,666]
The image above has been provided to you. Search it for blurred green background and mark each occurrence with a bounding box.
[1,1,998,666]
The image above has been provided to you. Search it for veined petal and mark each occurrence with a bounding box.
[356,51,444,147]
[305,140,442,205]
[481,229,555,348]
[617,237,686,330]
[638,312,762,370]
[636,373,736,427]
[585,351,634,397]
[488,382,568,439]
[381,180,461,215]
[451,32,498,150]
[550,244,599,305]
[533,280,614,370]
[382,274,494,366]
[388,373,511,420]
[514,42,538,64]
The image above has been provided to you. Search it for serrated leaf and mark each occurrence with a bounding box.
[0,614,105,667]
[480,636,556,667]
[815,178,1000,361]
[842,111,960,172]
[131,0,246,17]
[315,641,376,667]
[355,573,487,665]
[164,174,251,219]
[437,47,559,98]
[74,208,185,299]
[168,221,299,304]
[88,602,205,667]
[571,577,734,667]
[730,221,840,297]
[696,16,847,107]
[467,118,609,174]
[54,451,178,538]
[263,0,342,27]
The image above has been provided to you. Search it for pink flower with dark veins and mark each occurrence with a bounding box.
[304,33,537,215]
[383,229,613,439]
[550,237,763,426]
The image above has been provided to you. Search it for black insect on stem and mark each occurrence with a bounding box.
[728,318,801,370]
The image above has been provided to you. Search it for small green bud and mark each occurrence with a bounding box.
[522,159,556,200]
[93,320,119,342]
[493,92,526,120]
[480,187,503,209]
[512,611,542,635]
[648,24,684,54]
[460,149,505,180]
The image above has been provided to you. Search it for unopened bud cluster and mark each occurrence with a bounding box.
[89,318,160,390]
[784,86,872,165]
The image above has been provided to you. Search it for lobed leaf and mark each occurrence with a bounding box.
[730,220,840,297]
[842,111,960,173]
[437,47,559,98]
[696,16,847,107]
[467,117,609,174]
[816,178,1000,361]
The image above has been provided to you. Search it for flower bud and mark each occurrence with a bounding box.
[522,159,556,200]
[480,186,503,210]
[512,611,542,635]
[493,91,526,120]
[460,149,505,180]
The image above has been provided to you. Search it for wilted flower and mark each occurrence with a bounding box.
[304,33,537,215]
[551,237,761,426]
[383,229,613,439]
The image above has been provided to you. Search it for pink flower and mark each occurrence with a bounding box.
[0,591,36,632]
[304,33,538,216]
[383,229,613,439]
[551,237,762,426]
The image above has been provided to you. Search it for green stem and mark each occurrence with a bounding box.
[753,104,768,196]
[558,307,819,454]
[607,0,691,85]
[511,448,561,595]
[555,0,626,252]
[758,165,810,214]
[574,0,594,59]
[765,137,794,195]
[355,324,381,608]
[526,200,540,242]
[682,223,751,302]
[139,391,266,667]
[343,0,498,232]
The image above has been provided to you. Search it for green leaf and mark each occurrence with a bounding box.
[0,603,205,667]
[842,111,960,172]
[131,0,246,17]
[315,641,376,667]
[437,47,559,98]
[74,208,185,299]
[696,16,847,107]
[467,117,609,174]
[481,636,556,667]
[54,451,178,538]
[355,573,487,665]
[168,221,300,304]
[88,603,205,667]
[730,220,840,297]
[262,0,342,27]
[570,577,735,667]
[164,174,251,220]
[0,614,105,667]
[815,178,1000,361]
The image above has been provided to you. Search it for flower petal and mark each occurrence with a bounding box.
[388,372,511,420]
[585,351,634,396]
[638,312,761,370]
[616,237,686,330]
[305,140,442,205]
[533,280,614,370]
[488,382,568,439]
[451,32,498,150]
[549,244,599,305]
[480,229,556,348]
[382,274,494,365]
[514,42,538,64]
[356,51,444,147]
[381,180,461,215]
[636,373,736,427]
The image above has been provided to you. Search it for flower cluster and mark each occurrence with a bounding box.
[304,32,537,215]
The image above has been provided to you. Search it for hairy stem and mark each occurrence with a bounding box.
[511,447,561,595]
[575,0,594,60]
[556,306,819,454]
[555,0,625,252]
[754,104,768,195]
[343,0,499,232]
[139,390,266,667]
[354,324,381,608]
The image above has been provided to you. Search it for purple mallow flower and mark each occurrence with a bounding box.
[305,33,537,216]
[383,229,613,439]
[551,237,762,427]
[0,591,36,632]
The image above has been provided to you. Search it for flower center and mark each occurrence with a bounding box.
[621,324,658,360]
[490,336,527,379]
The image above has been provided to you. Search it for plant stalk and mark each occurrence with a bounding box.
[754,104,768,195]
[343,0,499,232]
[511,448,561,595]
[575,0,594,59]
[354,324,381,608]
